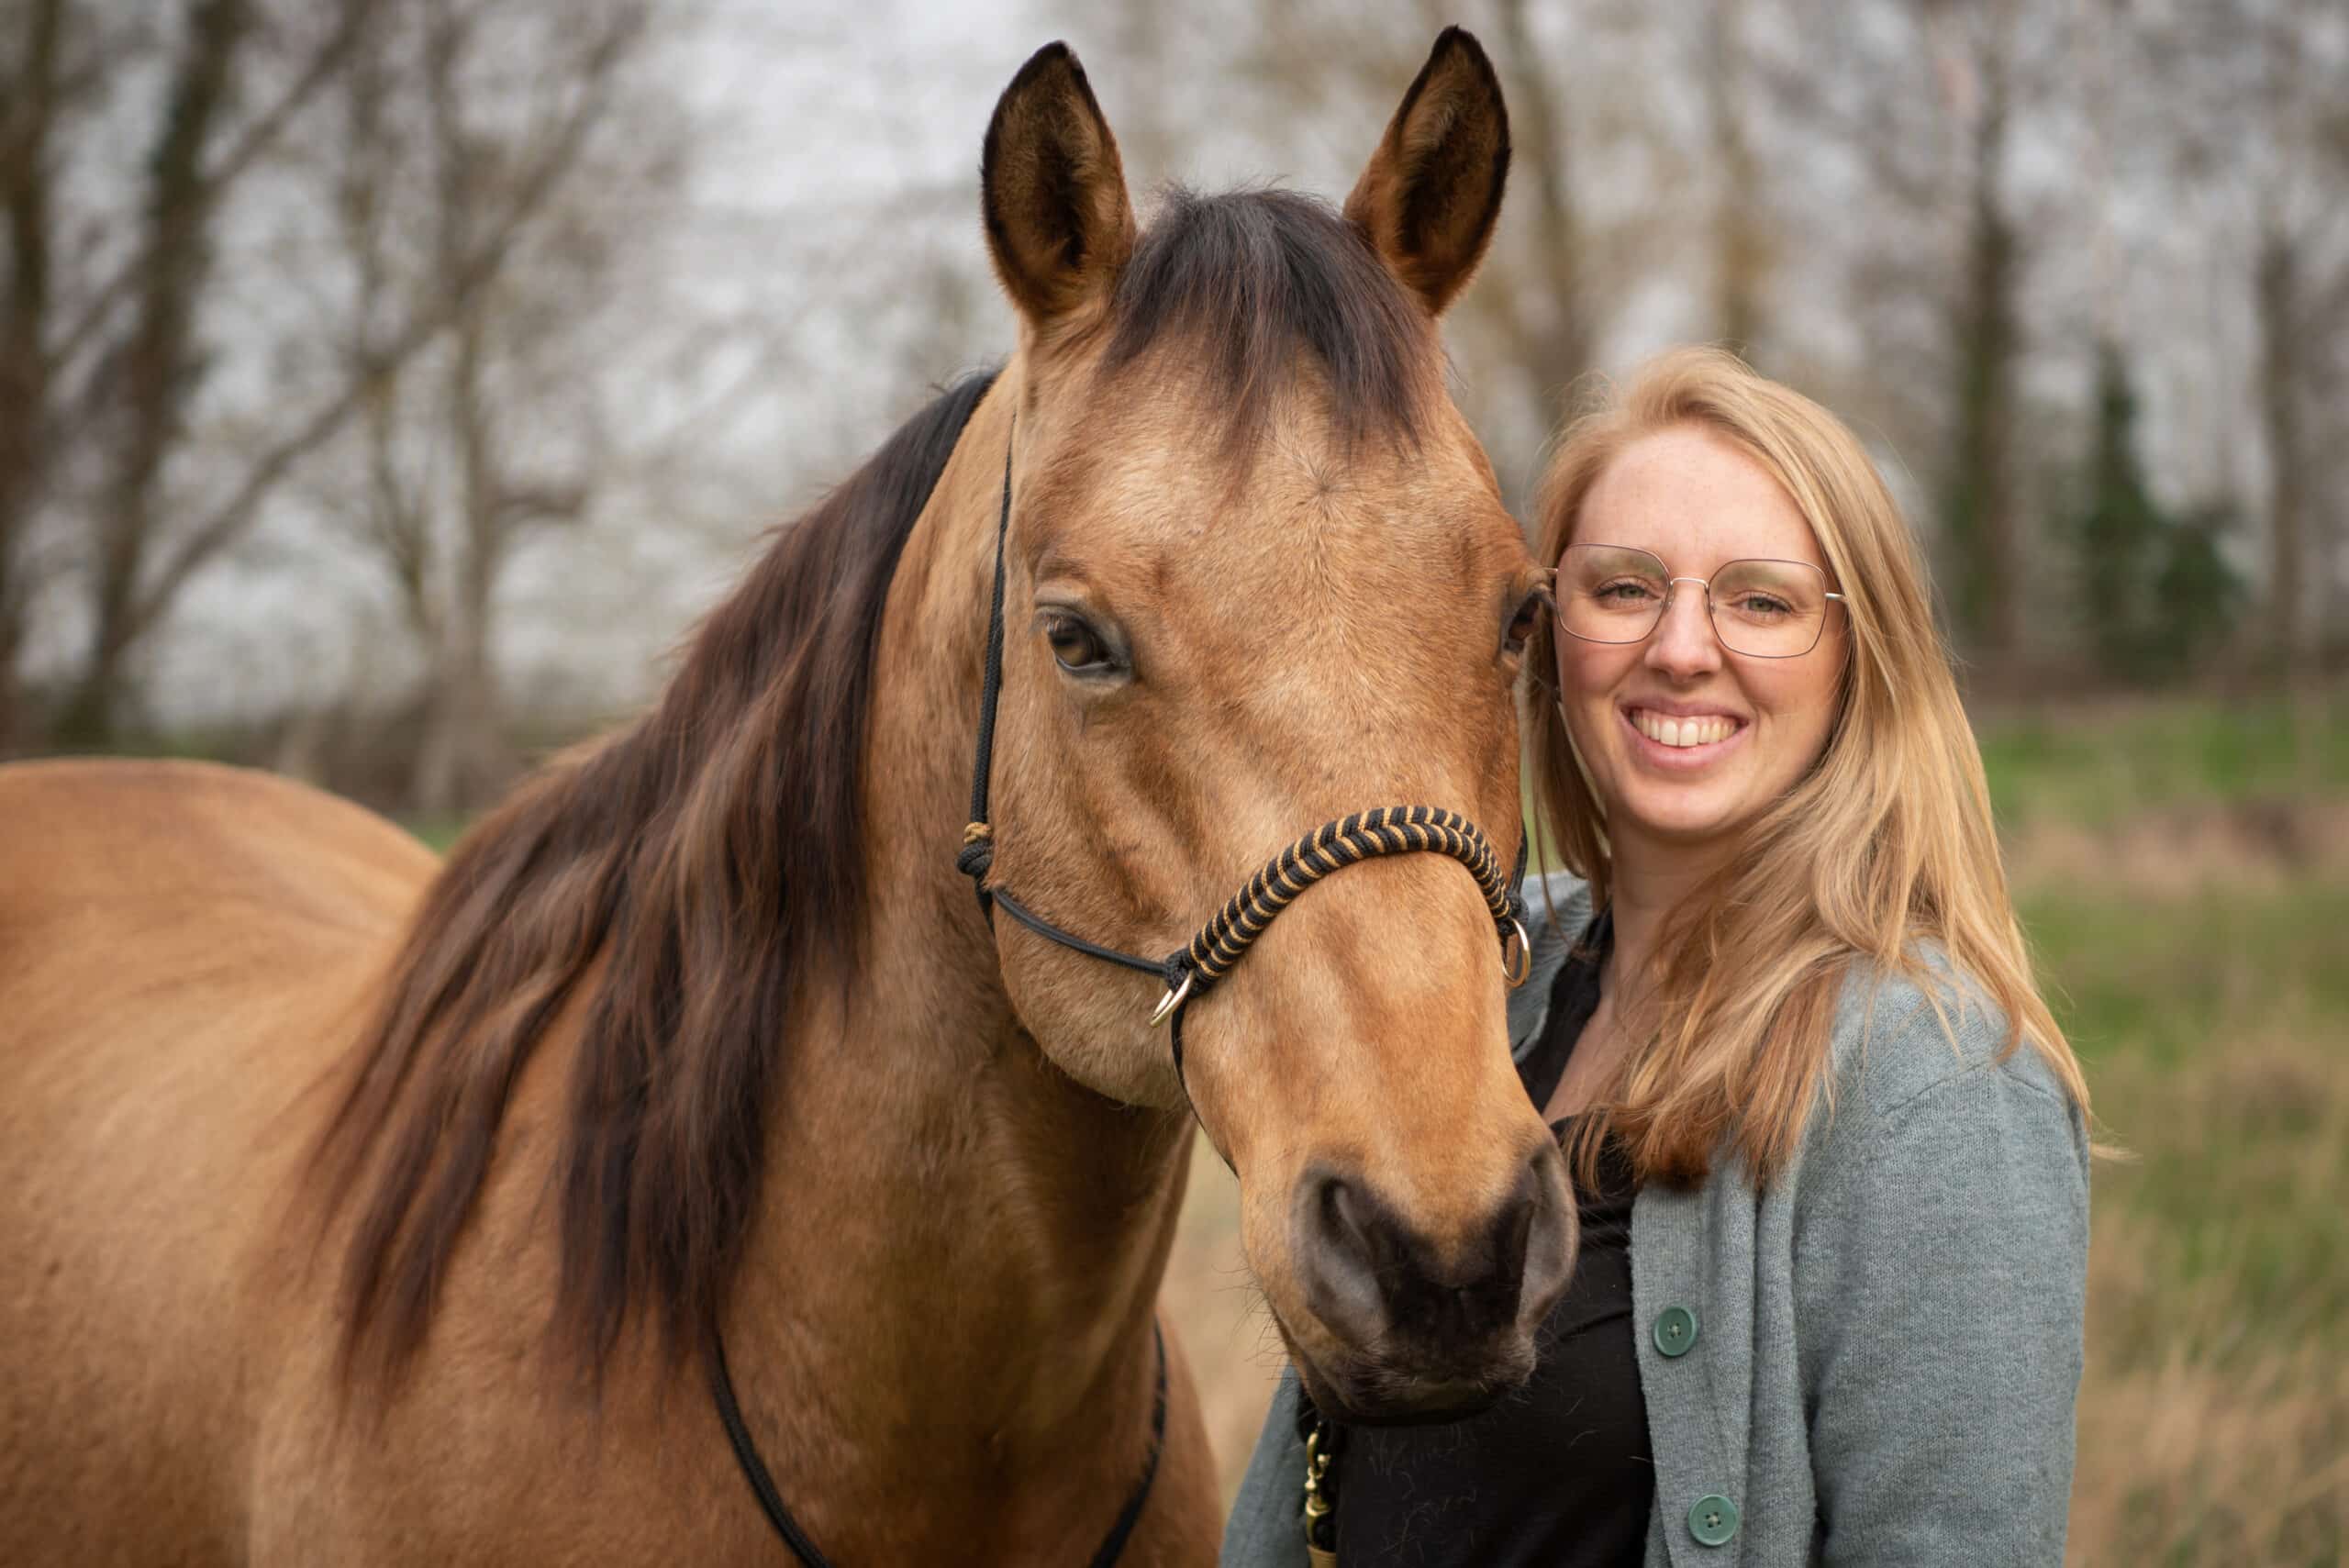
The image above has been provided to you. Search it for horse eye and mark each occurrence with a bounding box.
[1503,587,1549,658]
[1044,614,1112,673]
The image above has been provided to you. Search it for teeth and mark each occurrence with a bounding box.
[1632,710,1736,748]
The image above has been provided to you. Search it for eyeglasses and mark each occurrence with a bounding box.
[1553,543,1846,659]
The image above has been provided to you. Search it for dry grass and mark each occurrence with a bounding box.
[1160,1152,1282,1500]
[2006,797,2349,900]
[2068,1031,2349,1564]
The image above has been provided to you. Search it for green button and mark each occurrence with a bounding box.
[1654,1304,1698,1357]
[1688,1494,1740,1547]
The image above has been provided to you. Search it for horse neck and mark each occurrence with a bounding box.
[725,384,1191,1473]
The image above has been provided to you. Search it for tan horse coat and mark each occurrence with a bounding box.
[0,28,1555,1567]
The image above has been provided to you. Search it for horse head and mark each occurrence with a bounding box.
[965,32,1575,1423]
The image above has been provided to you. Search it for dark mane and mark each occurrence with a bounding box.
[315,192,1432,1396]
[1106,186,1435,446]
[316,369,997,1388]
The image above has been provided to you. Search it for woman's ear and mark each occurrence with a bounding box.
[1343,27,1511,318]
[980,43,1137,338]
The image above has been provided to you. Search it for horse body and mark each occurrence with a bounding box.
[2,30,1554,1565]
[0,602,1213,1568]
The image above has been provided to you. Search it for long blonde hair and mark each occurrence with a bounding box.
[1525,347,2087,1186]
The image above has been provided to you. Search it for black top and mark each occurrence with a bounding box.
[1330,912,1653,1568]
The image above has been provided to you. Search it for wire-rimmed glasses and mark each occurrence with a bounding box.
[1553,543,1846,659]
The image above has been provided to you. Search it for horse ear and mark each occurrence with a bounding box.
[981,43,1137,335]
[1343,28,1511,318]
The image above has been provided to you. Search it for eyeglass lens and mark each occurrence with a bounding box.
[1554,544,1832,658]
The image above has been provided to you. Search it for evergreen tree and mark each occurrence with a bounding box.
[2065,343,2243,683]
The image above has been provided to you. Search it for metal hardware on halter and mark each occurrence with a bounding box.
[1302,1420,1339,1568]
[1149,970,1194,1029]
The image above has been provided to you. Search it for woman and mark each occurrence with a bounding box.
[1222,348,2091,1566]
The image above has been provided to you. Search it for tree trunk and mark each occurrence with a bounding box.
[410,17,508,817]
[0,605,25,758]
[1494,0,1595,401]
[0,0,66,753]
[1943,48,2023,680]
[411,624,502,817]
[67,0,247,746]
[2255,230,2305,664]
[1705,0,1765,358]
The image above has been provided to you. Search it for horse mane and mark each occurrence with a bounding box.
[316,369,998,1389]
[314,188,1440,1396]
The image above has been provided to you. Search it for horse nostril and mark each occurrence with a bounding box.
[1516,1140,1576,1325]
[1293,1156,1563,1370]
[1297,1172,1397,1349]
[1488,1159,1537,1284]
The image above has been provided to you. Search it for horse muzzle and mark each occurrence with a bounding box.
[1282,1133,1575,1423]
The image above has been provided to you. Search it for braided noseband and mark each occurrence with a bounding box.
[1163,806,1525,1018]
[957,429,1532,1092]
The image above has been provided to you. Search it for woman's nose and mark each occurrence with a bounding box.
[1644,583,1722,678]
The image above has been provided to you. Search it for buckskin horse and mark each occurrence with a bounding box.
[0,30,1574,1566]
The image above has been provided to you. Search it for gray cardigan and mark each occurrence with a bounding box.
[1222,871,2089,1567]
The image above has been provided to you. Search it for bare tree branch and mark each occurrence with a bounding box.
[125,26,637,648]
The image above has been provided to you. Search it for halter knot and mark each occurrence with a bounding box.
[955,822,996,881]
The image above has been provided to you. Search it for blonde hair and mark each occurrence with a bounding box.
[1525,347,2087,1185]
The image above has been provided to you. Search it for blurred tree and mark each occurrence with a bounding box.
[0,0,74,754]
[1701,0,1770,359]
[1936,0,2027,678]
[2065,342,2243,683]
[10,0,648,755]
[2144,0,2348,673]
[315,0,662,814]
[1765,0,2072,680]
[58,0,254,748]
[25,0,387,747]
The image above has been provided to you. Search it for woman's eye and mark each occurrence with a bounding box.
[1595,578,1660,604]
[1044,615,1111,673]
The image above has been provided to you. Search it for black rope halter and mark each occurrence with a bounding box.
[955,428,1533,1098]
[710,426,1530,1568]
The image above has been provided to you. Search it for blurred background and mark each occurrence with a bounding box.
[2,0,2342,1559]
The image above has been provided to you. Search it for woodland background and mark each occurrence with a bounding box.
[4,1,2343,1559]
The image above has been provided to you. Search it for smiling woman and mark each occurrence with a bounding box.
[1226,349,2095,1568]
[1548,428,1850,850]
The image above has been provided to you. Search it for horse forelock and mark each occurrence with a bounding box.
[1105,186,1441,454]
[315,369,1000,1395]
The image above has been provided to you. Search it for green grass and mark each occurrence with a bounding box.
[2025,867,2349,1560]
[406,816,470,854]
[2039,884,2349,1343]
[2024,884,2349,1071]
[1975,690,2349,829]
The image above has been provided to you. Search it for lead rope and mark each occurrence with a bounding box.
[709,1322,1168,1568]
[709,426,1173,1568]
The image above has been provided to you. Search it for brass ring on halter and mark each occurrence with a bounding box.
[1502,917,1532,988]
[1149,970,1196,1029]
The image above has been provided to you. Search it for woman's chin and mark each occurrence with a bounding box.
[1609,784,1753,849]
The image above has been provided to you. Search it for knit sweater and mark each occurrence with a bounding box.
[1220,870,2089,1567]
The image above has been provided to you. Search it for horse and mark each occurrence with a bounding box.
[0,30,1572,1566]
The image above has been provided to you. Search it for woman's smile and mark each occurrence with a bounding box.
[1620,702,1749,768]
